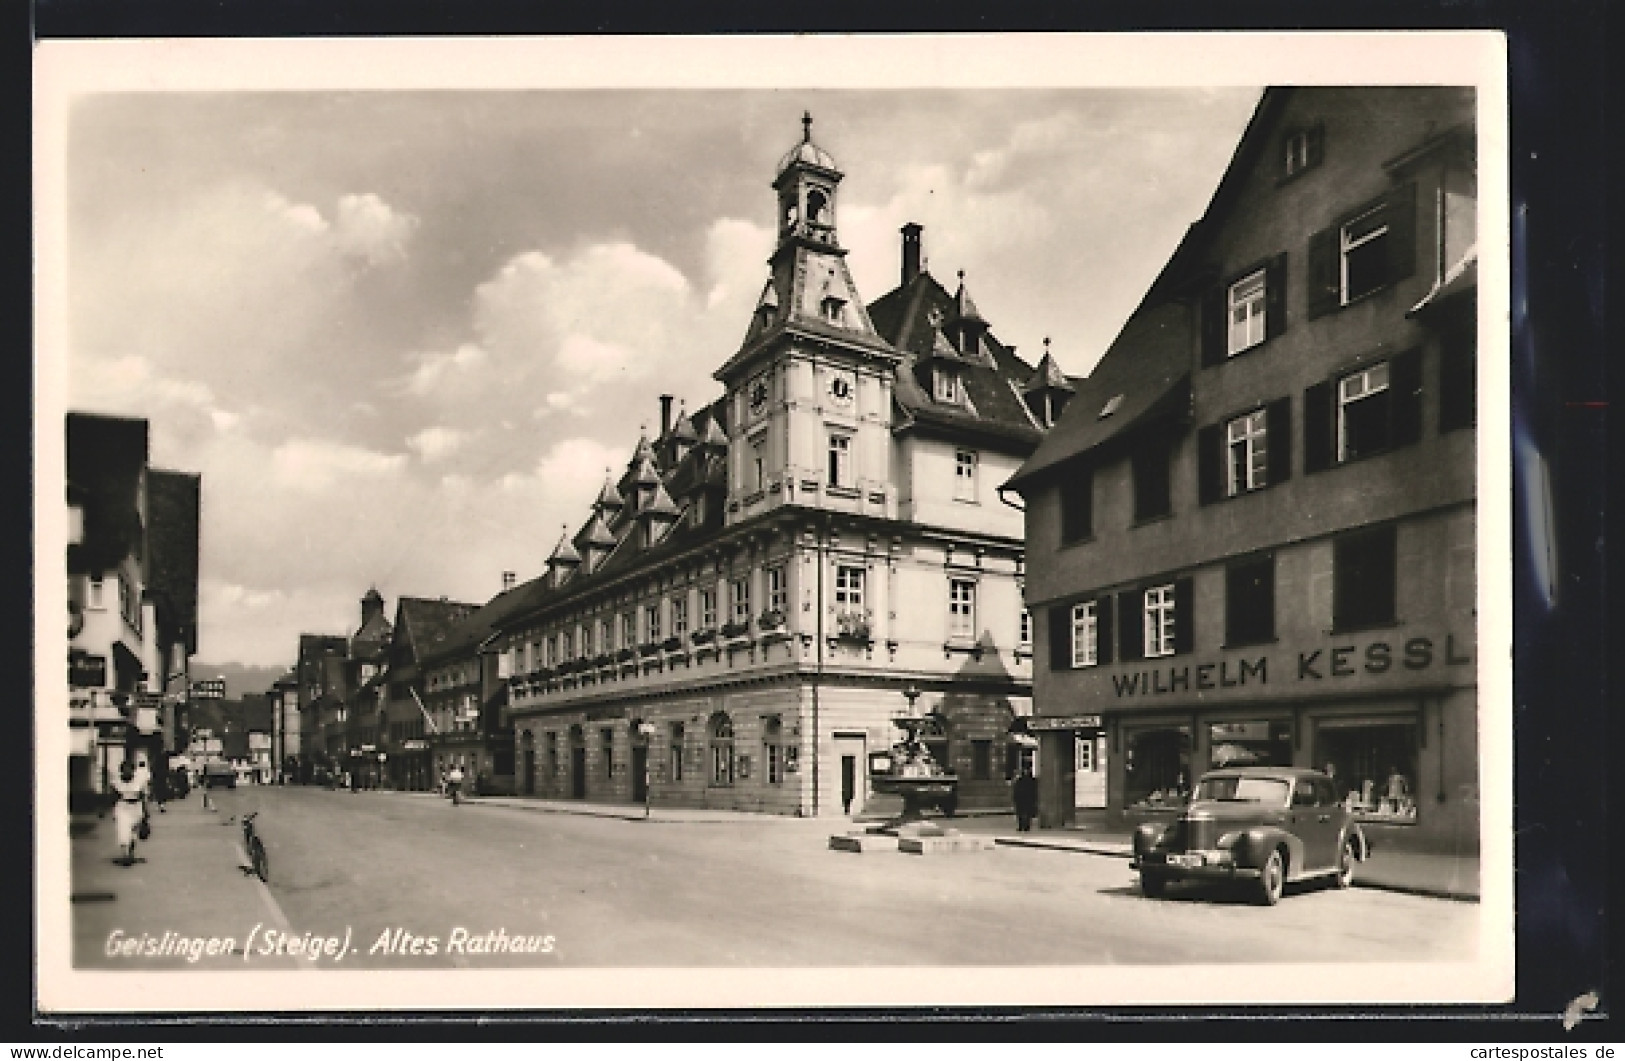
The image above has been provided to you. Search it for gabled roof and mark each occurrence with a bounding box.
[1004,90,1291,492]
[867,270,1044,452]
[574,510,616,550]
[1025,348,1074,394]
[145,468,201,654]
[416,581,542,668]
[66,412,150,574]
[593,478,624,510]
[391,596,478,671]
[548,531,582,566]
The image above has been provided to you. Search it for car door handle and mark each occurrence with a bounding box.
[1317,814,1331,823]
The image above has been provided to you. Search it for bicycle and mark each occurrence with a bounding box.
[240,811,268,884]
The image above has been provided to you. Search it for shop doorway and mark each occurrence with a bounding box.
[1074,733,1107,809]
[631,745,648,803]
[569,725,586,799]
[835,732,865,815]
[523,747,535,796]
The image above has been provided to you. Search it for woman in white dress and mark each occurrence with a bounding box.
[110,759,146,864]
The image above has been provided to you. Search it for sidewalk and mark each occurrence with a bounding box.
[70,794,309,970]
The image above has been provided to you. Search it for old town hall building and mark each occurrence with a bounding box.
[488,118,1068,817]
[1006,87,1478,849]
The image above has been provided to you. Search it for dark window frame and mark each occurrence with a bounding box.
[1131,435,1173,524]
[1058,463,1094,545]
[1332,525,1400,633]
[1224,553,1277,648]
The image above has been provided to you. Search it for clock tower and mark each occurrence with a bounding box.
[715,114,901,526]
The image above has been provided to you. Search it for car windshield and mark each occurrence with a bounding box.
[1194,775,1291,805]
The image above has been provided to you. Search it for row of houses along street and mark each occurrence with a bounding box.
[232,86,1475,857]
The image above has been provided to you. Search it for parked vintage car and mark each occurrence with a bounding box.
[1130,766,1369,905]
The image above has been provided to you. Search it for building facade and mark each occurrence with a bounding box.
[66,413,200,804]
[492,120,1060,817]
[1006,87,1478,848]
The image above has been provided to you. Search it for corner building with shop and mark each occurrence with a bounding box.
[1005,87,1478,849]
[491,119,1069,816]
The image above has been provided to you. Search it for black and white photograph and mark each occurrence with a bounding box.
[34,33,1512,1012]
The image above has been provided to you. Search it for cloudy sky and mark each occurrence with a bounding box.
[63,81,1262,665]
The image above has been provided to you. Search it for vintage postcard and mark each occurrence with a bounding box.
[34,32,1512,1013]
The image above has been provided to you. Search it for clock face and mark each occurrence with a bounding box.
[828,373,854,405]
[749,379,769,414]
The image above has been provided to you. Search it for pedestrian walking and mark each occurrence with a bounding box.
[1012,766,1039,833]
[109,760,146,865]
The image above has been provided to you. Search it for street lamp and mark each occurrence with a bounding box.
[632,719,656,819]
[902,682,921,716]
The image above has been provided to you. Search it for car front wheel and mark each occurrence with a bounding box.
[1256,848,1286,905]
[1336,836,1358,889]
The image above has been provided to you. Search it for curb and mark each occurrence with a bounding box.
[991,836,1480,902]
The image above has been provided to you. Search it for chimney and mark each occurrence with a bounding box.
[901,222,923,286]
[659,394,674,437]
[502,571,516,592]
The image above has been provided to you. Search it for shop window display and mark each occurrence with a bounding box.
[1124,727,1191,809]
[1314,719,1419,823]
[1207,720,1293,769]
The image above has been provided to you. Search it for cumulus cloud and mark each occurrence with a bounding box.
[406,425,468,463]
[332,192,419,265]
[399,343,490,397]
[270,437,408,492]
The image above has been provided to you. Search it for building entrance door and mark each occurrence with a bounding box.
[1074,733,1107,809]
[570,747,586,798]
[834,732,865,816]
[523,748,535,796]
[631,745,648,802]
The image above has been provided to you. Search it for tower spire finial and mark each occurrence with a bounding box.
[802,110,812,142]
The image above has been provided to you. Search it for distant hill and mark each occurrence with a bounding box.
[188,662,288,699]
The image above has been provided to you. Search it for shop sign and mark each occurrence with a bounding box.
[403,739,429,751]
[1026,715,1102,731]
[1105,632,1472,700]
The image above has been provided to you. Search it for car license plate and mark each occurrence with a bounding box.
[1168,853,1203,868]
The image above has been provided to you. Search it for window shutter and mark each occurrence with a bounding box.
[1048,605,1072,671]
[1304,381,1333,473]
[1439,331,1477,431]
[1200,284,1225,367]
[1197,424,1222,505]
[1306,122,1326,169]
[1173,577,1195,655]
[1095,595,1114,665]
[1306,226,1339,318]
[1385,181,1418,283]
[1390,348,1424,447]
[1117,590,1144,662]
[1266,396,1293,485]
[1265,252,1288,340]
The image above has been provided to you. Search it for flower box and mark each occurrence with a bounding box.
[615,648,636,663]
[661,636,683,652]
[592,653,613,668]
[758,608,786,630]
[690,628,717,645]
[721,620,752,640]
[638,643,662,658]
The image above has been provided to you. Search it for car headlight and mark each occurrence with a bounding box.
[1217,831,1241,850]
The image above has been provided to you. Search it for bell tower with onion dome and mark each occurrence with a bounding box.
[714,113,901,527]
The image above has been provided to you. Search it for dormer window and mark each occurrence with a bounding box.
[1283,123,1324,179]
[821,296,846,325]
[934,366,962,404]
